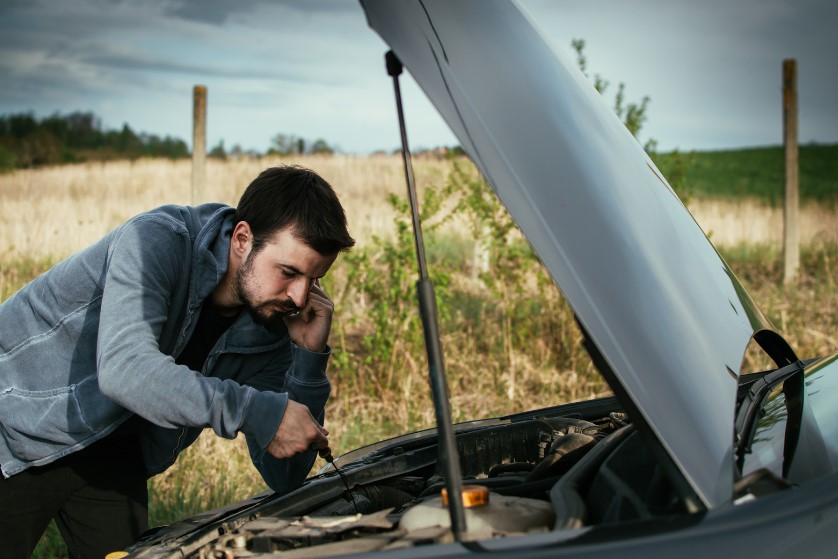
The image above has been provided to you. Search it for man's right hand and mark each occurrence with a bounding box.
[267,400,329,459]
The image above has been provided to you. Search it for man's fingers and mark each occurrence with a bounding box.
[267,401,331,460]
[303,291,333,316]
[307,281,332,308]
[306,408,330,437]
[285,290,333,325]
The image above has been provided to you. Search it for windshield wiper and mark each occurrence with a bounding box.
[734,359,810,473]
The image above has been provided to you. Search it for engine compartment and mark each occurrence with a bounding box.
[188,410,687,558]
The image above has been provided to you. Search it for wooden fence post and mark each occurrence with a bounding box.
[783,59,799,285]
[192,85,207,205]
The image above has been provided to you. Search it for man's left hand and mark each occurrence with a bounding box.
[284,280,332,353]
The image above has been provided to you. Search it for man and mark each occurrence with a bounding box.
[0,165,355,558]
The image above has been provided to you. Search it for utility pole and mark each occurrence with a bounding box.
[782,59,799,285]
[192,85,207,205]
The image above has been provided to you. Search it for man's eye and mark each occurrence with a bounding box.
[280,269,296,279]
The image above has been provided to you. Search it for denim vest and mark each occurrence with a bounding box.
[0,204,330,494]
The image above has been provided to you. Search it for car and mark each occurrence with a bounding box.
[124,1,838,557]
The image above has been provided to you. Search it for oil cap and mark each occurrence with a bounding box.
[441,484,490,508]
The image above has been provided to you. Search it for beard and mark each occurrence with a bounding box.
[234,249,300,328]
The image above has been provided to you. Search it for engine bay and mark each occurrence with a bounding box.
[187,408,687,558]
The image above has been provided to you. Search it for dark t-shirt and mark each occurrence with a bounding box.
[175,298,238,372]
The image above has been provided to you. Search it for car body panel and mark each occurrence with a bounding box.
[360,0,782,507]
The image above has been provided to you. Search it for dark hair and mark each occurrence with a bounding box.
[234,165,355,255]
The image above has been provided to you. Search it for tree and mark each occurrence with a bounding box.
[310,138,334,155]
[571,39,652,151]
[209,139,227,160]
[0,111,190,167]
[270,133,301,155]
[570,39,693,200]
[116,124,141,154]
[0,144,16,172]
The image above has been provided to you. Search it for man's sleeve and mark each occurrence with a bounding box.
[242,344,332,495]
[96,216,284,442]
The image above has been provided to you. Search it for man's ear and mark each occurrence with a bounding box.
[231,221,253,258]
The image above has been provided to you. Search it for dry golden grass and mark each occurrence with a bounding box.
[2,156,835,266]
[0,155,454,261]
[689,197,838,246]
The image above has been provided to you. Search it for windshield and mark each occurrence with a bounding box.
[741,356,838,483]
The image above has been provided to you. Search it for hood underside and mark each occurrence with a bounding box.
[361,0,786,508]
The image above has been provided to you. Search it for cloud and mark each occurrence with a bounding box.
[163,0,359,26]
[1,0,835,153]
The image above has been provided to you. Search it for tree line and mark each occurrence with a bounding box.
[0,111,343,172]
[0,111,190,171]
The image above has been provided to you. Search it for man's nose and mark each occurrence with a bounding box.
[288,278,310,308]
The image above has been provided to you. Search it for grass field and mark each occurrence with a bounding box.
[652,143,838,204]
[0,152,835,557]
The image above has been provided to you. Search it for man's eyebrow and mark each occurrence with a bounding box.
[277,263,304,275]
[277,263,325,279]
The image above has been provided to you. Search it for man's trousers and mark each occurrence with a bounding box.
[0,435,148,559]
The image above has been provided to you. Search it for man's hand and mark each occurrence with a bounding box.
[283,280,333,353]
[267,400,329,459]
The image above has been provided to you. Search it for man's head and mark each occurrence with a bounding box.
[227,165,355,328]
[233,165,355,256]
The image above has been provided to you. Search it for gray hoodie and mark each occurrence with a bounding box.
[0,203,330,495]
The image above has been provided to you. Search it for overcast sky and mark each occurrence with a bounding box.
[1,0,836,155]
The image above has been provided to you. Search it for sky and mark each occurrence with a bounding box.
[1,0,836,155]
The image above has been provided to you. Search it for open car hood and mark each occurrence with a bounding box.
[361,0,795,508]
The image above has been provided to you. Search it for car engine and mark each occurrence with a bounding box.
[180,409,686,558]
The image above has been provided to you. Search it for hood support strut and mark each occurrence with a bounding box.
[385,49,468,541]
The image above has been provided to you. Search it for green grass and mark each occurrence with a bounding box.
[651,143,838,204]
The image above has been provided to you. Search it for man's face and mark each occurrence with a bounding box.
[234,227,337,327]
